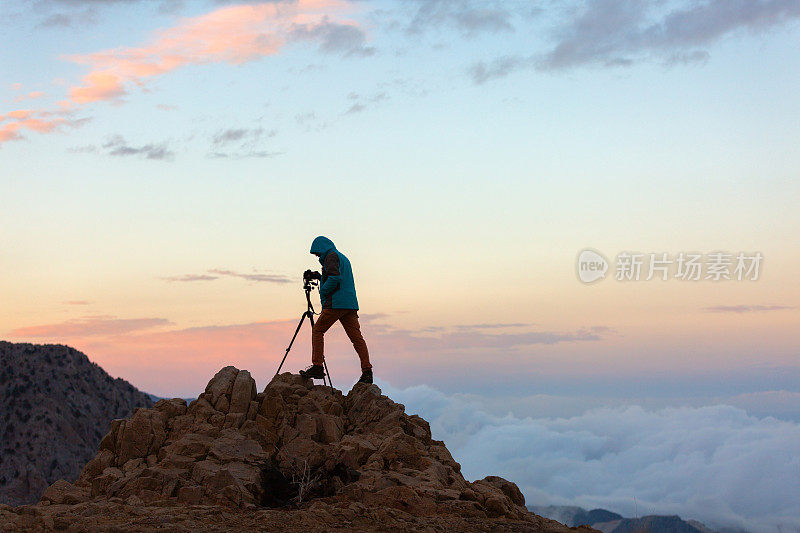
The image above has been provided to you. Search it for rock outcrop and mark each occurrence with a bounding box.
[0,367,596,532]
[0,342,153,505]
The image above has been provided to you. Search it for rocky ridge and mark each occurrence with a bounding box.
[0,366,597,531]
[0,342,153,505]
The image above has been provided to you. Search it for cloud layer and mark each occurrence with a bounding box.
[384,382,800,532]
[4,314,605,396]
[8,315,171,337]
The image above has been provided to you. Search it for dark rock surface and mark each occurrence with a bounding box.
[0,342,153,506]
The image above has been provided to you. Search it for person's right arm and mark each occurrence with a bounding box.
[319,252,341,299]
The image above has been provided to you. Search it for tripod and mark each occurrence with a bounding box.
[273,279,334,392]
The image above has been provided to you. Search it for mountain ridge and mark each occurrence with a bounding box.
[531,504,726,533]
[0,341,153,506]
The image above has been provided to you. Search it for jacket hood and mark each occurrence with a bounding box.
[310,236,335,257]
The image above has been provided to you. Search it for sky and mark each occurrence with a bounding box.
[2,1,800,530]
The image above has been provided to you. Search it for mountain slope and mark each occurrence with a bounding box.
[0,342,153,505]
[0,367,598,532]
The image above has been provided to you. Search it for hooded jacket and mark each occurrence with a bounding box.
[310,236,359,310]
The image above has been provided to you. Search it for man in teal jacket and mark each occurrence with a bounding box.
[300,236,373,384]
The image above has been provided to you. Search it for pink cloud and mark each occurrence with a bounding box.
[78,319,303,395]
[13,314,603,397]
[0,0,366,145]
[7,315,172,338]
[69,72,127,104]
[66,1,363,105]
[14,91,46,103]
[0,108,89,144]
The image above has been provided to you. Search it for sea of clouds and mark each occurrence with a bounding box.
[381,382,800,532]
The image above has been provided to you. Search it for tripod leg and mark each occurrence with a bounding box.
[309,314,334,395]
[322,358,334,395]
[274,312,308,377]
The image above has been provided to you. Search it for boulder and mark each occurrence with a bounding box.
[205,366,239,406]
[229,370,256,414]
[39,480,85,505]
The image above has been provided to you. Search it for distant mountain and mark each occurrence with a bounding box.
[0,342,153,505]
[531,504,719,533]
[533,505,623,528]
[599,515,706,533]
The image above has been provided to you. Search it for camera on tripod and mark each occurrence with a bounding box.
[272,268,334,393]
[303,269,321,290]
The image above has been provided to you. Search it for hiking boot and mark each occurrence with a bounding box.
[357,369,373,384]
[299,364,325,379]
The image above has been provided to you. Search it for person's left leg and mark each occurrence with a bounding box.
[311,309,343,367]
[339,310,372,371]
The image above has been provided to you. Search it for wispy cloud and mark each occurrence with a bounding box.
[295,111,318,124]
[704,304,795,313]
[288,18,375,57]
[294,110,329,132]
[37,9,97,28]
[7,315,172,338]
[469,0,800,83]
[162,269,292,284]
[64,1,369,106]
[0,109,89,144]
[353,316,607,359]
[365,321,606,352]
[208,126,280,159]
[207,268,293,283]
[344,92,388,114]
[469,55,534,85]
[14,91,46,103]
[404,0,516,37]
[69,134,175,160]
[100,135,175,161]
[208,150,282,159]
[63,300,92,305]
[212,127,271,146]
[453,323,530,330]
[1,0,368,146]
[161,274,219,282]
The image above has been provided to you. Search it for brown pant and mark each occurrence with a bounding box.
[312,309,372,371]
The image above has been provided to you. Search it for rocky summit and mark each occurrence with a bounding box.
[0,367,596,532]
[0,342,153,506]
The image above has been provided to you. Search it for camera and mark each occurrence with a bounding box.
[303,269,321,282]
[303,269,321,291]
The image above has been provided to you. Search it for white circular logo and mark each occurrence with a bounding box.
[576,249,608,283]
